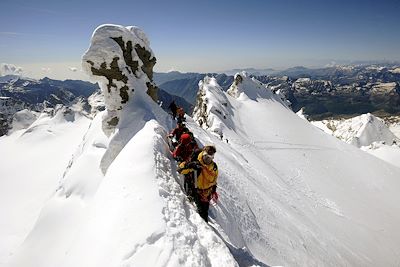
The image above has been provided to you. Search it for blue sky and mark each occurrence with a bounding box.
[1,0,399,79]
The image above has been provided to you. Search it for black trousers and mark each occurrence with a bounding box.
[195,194,210,222]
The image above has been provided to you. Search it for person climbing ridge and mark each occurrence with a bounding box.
[178,145,218,222]
[173,133,199,163]
[176,107,185,123]
[167,122,188,148]
[168,100,177,120]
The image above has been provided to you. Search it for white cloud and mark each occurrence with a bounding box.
[0,63,23,76]
[16,62,90,81]
[41,67,51,73]
[69,67,78,72]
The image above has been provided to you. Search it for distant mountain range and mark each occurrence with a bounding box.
[0,75,191,135]
[2,63,399,136]
[154,64,400,119]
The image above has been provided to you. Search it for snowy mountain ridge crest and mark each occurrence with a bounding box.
[193,72,289,138]
[3,24,400,267]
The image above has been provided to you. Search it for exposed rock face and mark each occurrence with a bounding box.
[193,76,233,137]
[82,24,158,135]
[193,80,208,128]
[226,73,244,98]
[0,76,98,135]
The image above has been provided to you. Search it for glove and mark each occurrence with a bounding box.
[177,161,186,173]
[187,162,201,169]
[211,191,219,202]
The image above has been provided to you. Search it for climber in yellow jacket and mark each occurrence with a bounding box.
[178,145,218,222]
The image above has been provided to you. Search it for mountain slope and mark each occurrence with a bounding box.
[3,25,400,267]
[189,73,400,266]
[0,107,91,265]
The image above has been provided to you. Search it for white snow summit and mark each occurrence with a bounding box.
[1,24,400,267]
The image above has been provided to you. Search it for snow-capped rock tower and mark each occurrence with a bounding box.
[82,24,158,135]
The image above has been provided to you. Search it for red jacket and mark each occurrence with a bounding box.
[173,141,199,162]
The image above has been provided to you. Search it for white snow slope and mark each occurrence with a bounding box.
[1,25,400,267]
[0,107,91,265]
[310,114,400,169]
[312,113,398,147]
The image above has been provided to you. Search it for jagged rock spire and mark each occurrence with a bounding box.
[82,24,158,135]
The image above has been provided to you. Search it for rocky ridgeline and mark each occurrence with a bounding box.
[0,76,99,135]
[254,65,400,119]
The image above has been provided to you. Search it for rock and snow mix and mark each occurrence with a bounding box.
[1,24,400,267]
[0,63,23,76]
[312,113,398,147]
[2,24,237,267]
[309,113,400,168]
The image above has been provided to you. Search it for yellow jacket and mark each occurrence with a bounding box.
[179,151,218,190]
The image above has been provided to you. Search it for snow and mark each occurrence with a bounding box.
[0,108,91,265]
[315,113,398,147]
[189,75,400,266]
[389,67,400,74]
[2,24,400,267]
[311,115,400,167]
[295,77,311,83]
[296,107,309,121]
[0,63,23,76]
[10,109,39,132]
[389,122,400,139]
[361,142,400,169]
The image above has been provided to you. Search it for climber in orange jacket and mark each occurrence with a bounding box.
[178,145,218,222]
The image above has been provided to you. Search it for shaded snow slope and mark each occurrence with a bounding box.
[188,75,400,266]
[0,108,91,265]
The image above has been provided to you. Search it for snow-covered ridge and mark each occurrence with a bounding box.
[3,24,400,267]
[192,77,400,266]
[311,113,398,147]
[192,76,234,138]
[226,71,278,101]
[309,113,400,168]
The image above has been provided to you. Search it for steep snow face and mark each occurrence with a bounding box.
[0,108,91,265]
[195,72,288,139]
[226,71,284,103]
[6,25,239,267]
[313,113,398,147]
[82,24,158,135]
[192,76,234,137]
[189,76,400,266]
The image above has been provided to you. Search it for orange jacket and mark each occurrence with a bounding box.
[179,151,218,190]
